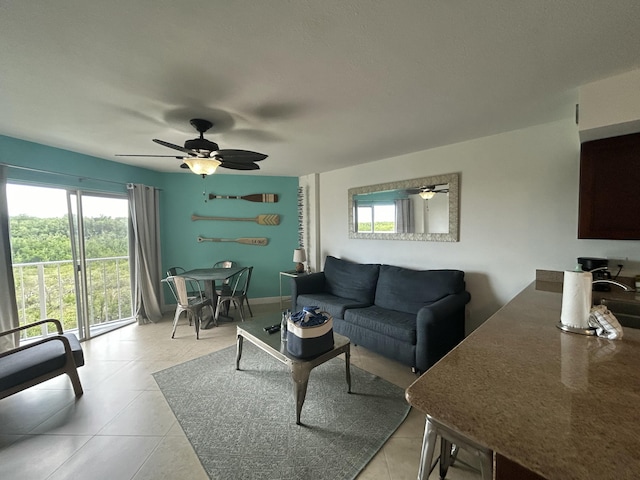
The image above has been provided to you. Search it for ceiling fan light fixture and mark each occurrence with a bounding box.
[121,118,267,171]
[184,158,222,176]
[419,190,436,200]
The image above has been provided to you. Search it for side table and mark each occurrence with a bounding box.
[279,270,307,309]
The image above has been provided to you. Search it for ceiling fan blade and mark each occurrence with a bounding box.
[179,161,259,171]
[115,154,185,158]
[216,149,268,162]
[153,139,196,155]
[219,161,260,170]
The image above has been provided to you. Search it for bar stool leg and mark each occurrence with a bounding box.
[479,451,493,480]
[418,415,493,480]
[439,438,453,479]
[417,417,439,480]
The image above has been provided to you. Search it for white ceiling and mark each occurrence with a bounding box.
[1,1,640,177]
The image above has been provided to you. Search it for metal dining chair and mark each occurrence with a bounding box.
[164,275,215,339]
[212,260,237,289]
[213,260,238,315]
[214,266,253,323]
[213,260,237,269]
[238,266,253,317]
[166,267,203,301]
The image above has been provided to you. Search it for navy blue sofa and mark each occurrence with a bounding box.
[291,256,471,373]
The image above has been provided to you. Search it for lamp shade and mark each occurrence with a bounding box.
[184,158,222,176]
[293,248,306,263]
[419,190,436,200]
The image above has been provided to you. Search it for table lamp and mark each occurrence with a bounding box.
[293,248,306,273]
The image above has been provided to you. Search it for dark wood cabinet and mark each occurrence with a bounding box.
[496,453,547,480]
[578,132,640,239]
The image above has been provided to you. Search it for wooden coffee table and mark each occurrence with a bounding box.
[236,315,351,425]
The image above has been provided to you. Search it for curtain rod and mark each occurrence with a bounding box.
[0,162,147,188]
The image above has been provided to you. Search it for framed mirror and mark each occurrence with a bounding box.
[348,172,459,241]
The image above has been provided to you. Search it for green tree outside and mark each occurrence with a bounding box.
[10,215,132,336]
[357,221,394,232]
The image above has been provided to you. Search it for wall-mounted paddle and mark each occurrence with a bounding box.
[197,236,268,246]
[191,214,280,225]
[208,193,279,203]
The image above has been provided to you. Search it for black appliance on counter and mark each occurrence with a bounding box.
[577,257,611,291]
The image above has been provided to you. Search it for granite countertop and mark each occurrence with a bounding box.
[405,282,640,480]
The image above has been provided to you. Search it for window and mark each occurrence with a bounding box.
[356,204,395,233]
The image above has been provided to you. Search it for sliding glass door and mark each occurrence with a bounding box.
[8,184,133,340]
[68,191,133,338]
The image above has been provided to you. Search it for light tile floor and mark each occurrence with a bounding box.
[0,302,481,480]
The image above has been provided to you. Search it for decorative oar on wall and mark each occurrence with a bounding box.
[208,193,279,203]
[197,236,268,246]
[191,214,280,225]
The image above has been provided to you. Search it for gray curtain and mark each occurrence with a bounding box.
[395,199,414,233]
[0,167,20,351]
[127,184,163,324]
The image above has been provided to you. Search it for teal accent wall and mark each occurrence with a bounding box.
[0,135,162,194]
[0,135,299,301]
[158,172,299,299]
[354,189,407,205]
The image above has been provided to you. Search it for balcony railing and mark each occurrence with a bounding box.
[12,256,133,338]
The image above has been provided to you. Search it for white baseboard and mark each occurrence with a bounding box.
[162,295,286,313]
[250,295,284,305]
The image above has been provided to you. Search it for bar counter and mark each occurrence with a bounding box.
[406,282,640,479]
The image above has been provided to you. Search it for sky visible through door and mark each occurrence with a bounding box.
[7,184,127,218]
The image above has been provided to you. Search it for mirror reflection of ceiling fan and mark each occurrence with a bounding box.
[405,185,450,199]
[116,118,267,177]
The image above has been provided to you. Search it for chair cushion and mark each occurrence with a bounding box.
[374,266,465,314]
[0,333,84,391]
[323,256,380,304]
[343,306,416,344]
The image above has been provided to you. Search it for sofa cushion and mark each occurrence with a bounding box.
[323,256,380,304]
[375,266,465,315]
[296,293,371,320]
[344,306,416,344]
[333,318,416,368]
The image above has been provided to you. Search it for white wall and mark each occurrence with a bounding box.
[318,117,640,332]
[579,68,640,142]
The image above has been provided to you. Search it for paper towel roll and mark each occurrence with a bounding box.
[560,270,592,329]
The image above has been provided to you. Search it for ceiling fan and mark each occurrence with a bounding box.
[116,118,268,176]
[405,185,450,199]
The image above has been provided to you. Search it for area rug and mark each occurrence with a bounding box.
[153,344,411,480]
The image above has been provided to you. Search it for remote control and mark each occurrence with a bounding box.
[263,324,279,332]
[267,325,281,334]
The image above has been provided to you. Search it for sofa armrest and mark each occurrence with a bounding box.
[291,272,326,309]
[415,291,470,372]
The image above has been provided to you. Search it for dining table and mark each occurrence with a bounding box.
[178,266,244,328]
